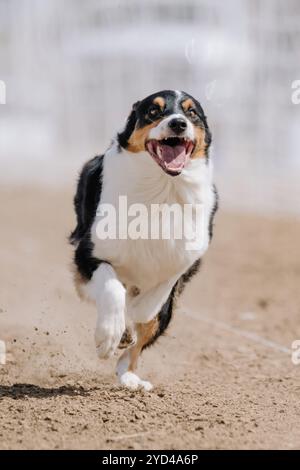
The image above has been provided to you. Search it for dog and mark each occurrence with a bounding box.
[70,90,218,390]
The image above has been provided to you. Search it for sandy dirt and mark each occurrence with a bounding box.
[0,186,300,450]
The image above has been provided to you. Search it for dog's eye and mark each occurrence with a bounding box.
[187,108,198,119]
[148,107,160,118]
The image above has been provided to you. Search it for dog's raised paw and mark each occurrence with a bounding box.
[95,320,125,359]
[119,371,153,391]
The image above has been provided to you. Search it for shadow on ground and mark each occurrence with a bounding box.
[0,383,91,399]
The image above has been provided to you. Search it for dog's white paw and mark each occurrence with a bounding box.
[119,371,153,391]
[95,318,125,359]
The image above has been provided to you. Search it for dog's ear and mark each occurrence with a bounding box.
[118,101,140,149]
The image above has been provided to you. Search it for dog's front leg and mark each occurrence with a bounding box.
[87,263,126,359]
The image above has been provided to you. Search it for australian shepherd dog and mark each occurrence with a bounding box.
[70,90,218,390]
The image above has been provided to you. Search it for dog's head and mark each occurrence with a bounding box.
[118,90,211,176]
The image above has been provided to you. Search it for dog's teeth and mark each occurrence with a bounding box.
[157,146,162,158]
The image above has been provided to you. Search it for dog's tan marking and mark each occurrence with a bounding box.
[127,121,162,153]
[191,126,207,159]
[153,96,165,110]
[181,98,195,112]
[119,317,159,372]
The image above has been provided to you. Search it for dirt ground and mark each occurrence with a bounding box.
[0,186,300,450]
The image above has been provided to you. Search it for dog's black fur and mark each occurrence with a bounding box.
[70,155,104,280]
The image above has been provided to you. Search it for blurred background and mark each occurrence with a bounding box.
[0,0,299,213]
[1,2,300,450]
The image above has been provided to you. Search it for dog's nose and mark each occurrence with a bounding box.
[168,118,187,134]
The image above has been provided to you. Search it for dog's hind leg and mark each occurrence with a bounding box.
[116,282,177,390]
[116,318,159,391]
[86,263,126,359]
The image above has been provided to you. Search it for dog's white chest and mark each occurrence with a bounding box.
[91,146,214,296]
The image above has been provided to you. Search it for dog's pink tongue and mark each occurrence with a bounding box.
[160,143,186,169]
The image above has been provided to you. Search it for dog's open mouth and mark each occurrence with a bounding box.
[146,137,194,175]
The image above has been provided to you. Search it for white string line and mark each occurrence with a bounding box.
[179,308,292,355]
[106,430,155,442]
